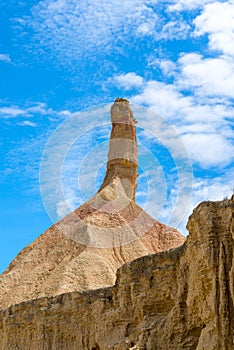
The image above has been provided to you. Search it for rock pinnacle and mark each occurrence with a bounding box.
[99,98,138,201]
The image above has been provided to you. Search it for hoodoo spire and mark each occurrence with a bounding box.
[99,98,138,201]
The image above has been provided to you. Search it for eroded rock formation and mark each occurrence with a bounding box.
[0,196,233,349]
[99,98,138,200]
[0,99,184,311]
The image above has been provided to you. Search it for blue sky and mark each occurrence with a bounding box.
[0,0,233,272]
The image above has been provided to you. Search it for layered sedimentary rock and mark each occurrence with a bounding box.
[0,98,184,311]
[99,98,138,200]
[0,196,233,349]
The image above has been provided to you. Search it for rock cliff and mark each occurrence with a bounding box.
[0,196,233,349]
[0,98,184,311]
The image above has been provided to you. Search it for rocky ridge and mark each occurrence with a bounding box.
[0,196,233,349]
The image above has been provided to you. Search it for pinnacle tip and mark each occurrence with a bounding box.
[114,98,129,103]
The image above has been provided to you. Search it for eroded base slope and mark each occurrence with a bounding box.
[0,180,184,310]
[0,196,233,350]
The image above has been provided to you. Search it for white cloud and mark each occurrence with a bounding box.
[0,107,27,118]
[132,80,192,119]
[178,53,234,99]
[59,110,73,117]
[136,22,154,35]
[185,174,233,231]
[0,102,71,121]
[26,103,50,114]
[130,73,234,169]
[194,1,234,55]
[161,171,233,235]
[56,200,71,218]
[192,175,233,203]
[181,133,234,168]
[27,0,159,66]
[168,0,214,11]
[113,73,144,90]
[158,20,191,40]
[147,58,177,77]
[0,54,11,63]
[135,9,158,36]
[18,120,37,127]
[177,122,230,135]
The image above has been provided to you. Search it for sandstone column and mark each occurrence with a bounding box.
[99,98,138,201]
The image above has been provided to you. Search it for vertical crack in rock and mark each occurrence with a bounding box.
[219,242,232,349]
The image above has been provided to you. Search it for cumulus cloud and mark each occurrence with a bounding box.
[113,73,144,90]
[132,80,192,119]
[129,73,234,169]
[178,53,234,99]
[181,133,234,168]
[194,1,234,55]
